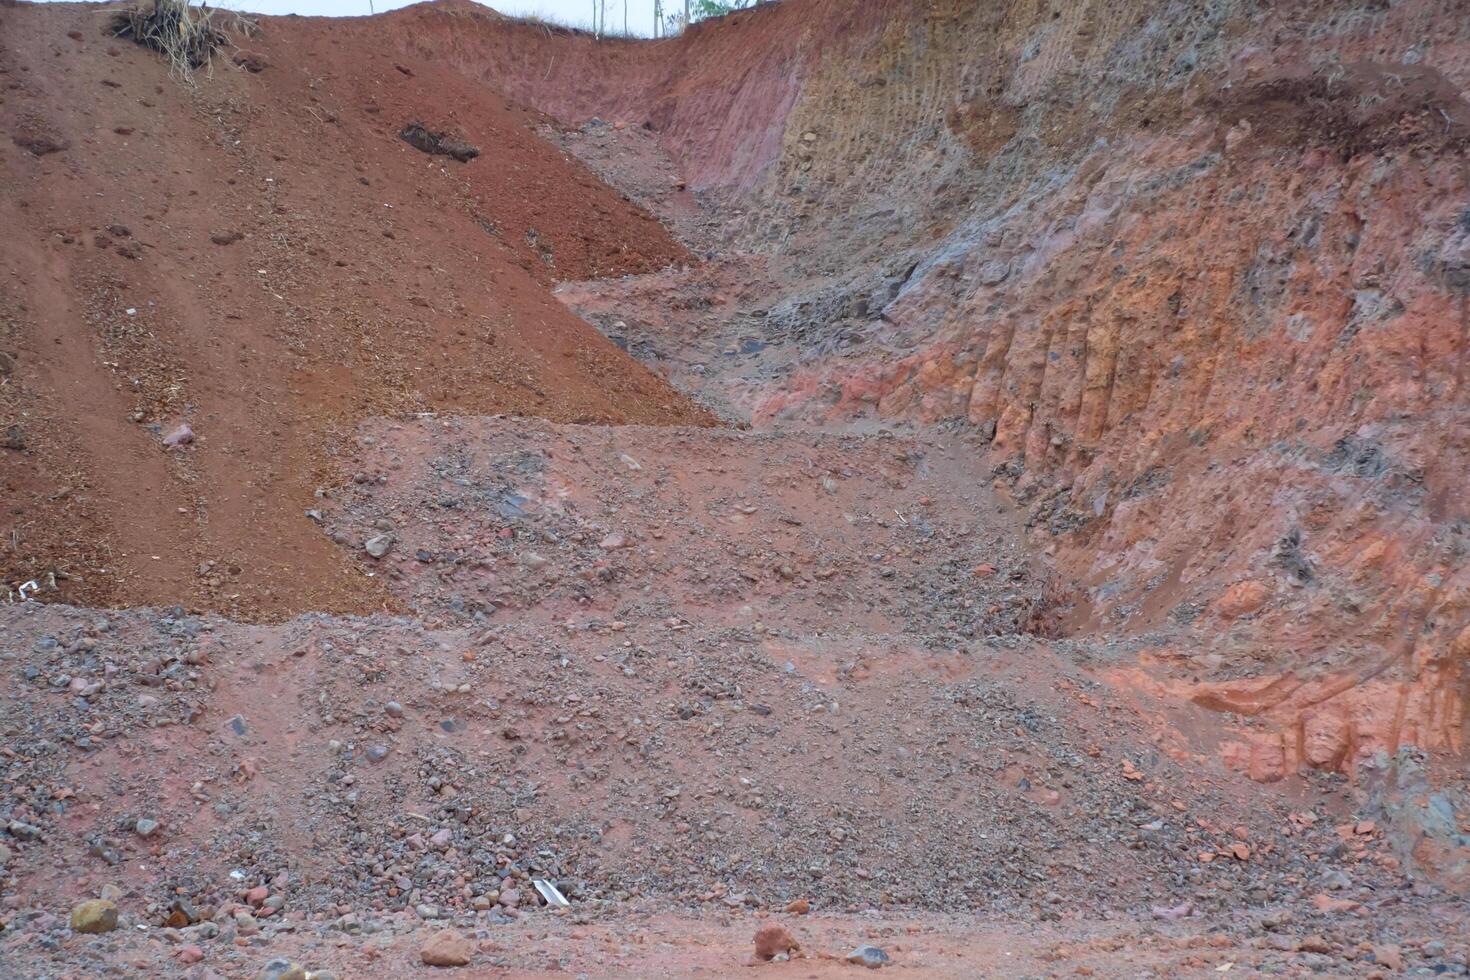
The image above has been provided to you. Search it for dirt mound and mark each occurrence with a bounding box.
[320,418,1047,638]
[0,424,1452,977]
[0,1,712,621]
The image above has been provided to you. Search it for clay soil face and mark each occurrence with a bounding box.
[0,2,712,622]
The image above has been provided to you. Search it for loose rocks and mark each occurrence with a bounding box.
[70,899,119,934]
[753,922,797,960]
[258,959,309,980]
[847,945,891,969]
[421,929,474,967]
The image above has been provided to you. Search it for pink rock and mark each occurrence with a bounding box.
[753,922,797,960]
[1302,707,1350,768]
[163,423,195,448]
[1151,902,1193,920]
[421,928,473,967]
[244,885,269,906]
[176,945,205,964]
[1216,580,1268,620]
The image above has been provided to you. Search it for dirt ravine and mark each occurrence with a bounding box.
[1,0,1469,978]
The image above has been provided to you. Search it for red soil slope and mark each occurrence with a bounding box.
[353,0,856,193]
[1,6,1469,977]
[0,1,712,621]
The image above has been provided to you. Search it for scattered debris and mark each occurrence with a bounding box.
[532,879,570,908]
[400,122,480,162]
[109,0,232,76]
[4,580,39,603]
[163,423,195,448]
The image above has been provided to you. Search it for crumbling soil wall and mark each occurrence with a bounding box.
[359,0,905,194]
[747,0,1470,783]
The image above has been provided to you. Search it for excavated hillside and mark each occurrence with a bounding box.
[387,0,1470,786]
[2,0,1470,977]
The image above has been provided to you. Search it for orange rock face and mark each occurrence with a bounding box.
[726,1,1470,783]
[1215,582,1270,621]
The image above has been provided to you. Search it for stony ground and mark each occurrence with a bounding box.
[2,420,1468,976]
[3,1,1470,977]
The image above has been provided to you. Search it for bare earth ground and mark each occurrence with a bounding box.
[2,0,1470,978]
[1,422,1464,977]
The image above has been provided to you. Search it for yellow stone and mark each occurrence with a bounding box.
[70,899,119,934]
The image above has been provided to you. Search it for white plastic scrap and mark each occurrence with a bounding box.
[531,879,570,908]
[4,580,38,603]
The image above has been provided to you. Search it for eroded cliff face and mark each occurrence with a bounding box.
[377,0,1470,785]
[744,0,1470,784]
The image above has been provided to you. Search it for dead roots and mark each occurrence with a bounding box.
[111,0,242,78]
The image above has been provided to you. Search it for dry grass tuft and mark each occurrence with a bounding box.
[110,0,255,81]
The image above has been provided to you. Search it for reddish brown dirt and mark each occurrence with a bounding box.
[0,2,714,621]
[351,0,896,194]
[1,433,1455,977]
[2,1,1470,978]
